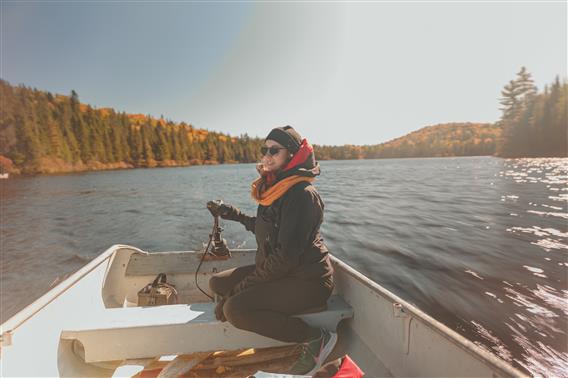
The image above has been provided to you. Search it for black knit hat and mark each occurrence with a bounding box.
[265,125,302,153]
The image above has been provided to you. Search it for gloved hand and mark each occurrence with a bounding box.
[207,200,240,221]
[214,298,227,322]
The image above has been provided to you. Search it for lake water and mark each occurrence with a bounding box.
[1,156,566,376]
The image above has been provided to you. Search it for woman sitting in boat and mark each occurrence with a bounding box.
[207,125,336,375]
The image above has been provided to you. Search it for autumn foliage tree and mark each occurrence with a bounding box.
[0,80,263,174]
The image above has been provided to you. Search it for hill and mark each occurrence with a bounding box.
[315,123,500,160]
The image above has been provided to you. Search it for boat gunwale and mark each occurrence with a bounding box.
[1,244,139,337]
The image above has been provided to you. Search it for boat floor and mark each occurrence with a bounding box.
[96,316,387,377]
[132,344,304,377]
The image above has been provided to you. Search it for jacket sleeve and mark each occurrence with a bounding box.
[236,212,256,234]
[230,188,319,296]
[224,205,256,234]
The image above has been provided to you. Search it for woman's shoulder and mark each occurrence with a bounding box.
[283,181,323,206]
[287,180,315,195]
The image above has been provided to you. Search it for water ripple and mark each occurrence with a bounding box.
[1,157,566,375]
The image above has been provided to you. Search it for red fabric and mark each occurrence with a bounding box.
[140,354,363,378]
[264,138,313,186]
[283,138,313,171]
[333,355,364,378]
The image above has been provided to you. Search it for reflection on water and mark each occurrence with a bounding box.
[498,158,568,376]
[1,157,566,375]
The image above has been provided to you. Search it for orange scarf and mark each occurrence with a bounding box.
[251,175,315,206]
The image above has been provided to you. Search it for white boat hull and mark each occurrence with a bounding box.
[0,245,525,377]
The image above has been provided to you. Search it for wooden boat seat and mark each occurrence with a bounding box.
[60,295,353,363]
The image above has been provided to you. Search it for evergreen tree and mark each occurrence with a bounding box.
[154,124,171,161]
[69,90,93,162]
[129,126,144,166]
[497,66,538,157]
[548,77,568,156]
[177,127,190,161]
[14,114,41,172]
[497,69,567,157]
[192,141,204,161]
[169,126,182,161]
[140,123,156,167]
[204,134,218,161]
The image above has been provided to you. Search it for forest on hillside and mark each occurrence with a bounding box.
[0,68,564,175]
[0,80,500,175]
[315,122,499,160]
[0,80,264,174]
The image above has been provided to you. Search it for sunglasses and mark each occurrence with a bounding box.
[260,146,287,156]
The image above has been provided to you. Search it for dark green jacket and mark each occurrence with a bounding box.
[229,162,333,295]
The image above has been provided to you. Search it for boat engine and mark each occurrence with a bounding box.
[205,200,231,257]
[205,200,230,257]
[195,200,232,300]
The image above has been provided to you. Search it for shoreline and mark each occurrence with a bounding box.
[4,154,568,178]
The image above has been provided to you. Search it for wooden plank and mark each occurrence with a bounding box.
[132,345,301,378]
[125,250,256,276]
[197,345,301,369]
[156,352,211,378]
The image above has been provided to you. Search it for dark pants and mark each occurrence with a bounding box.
[209,264,333,343]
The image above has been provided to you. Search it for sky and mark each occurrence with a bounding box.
[2,1,566,146]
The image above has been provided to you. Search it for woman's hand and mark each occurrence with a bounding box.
[207,200,238,220]
[214,298,227,322]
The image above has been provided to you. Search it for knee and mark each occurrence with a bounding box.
[223,297,250,330]
[208,275,221,295]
